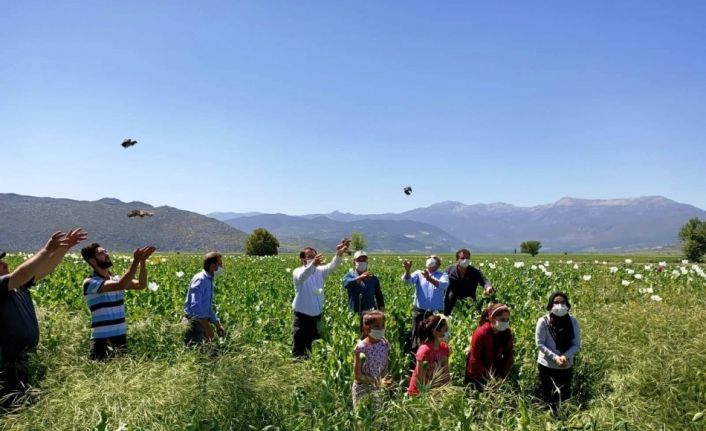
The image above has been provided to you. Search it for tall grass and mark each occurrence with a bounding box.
[1,254,704,430]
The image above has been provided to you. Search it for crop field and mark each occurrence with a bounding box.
[1,252,705,430]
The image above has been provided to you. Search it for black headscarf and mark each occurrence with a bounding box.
[546,292,574,354]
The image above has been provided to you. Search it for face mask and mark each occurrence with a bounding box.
[458,258,470,268]
[551,304,569,317]
[97,260,113,269]
[355,262,368,272]
[214,266,224,277]
[305,258,315,266]
[442,330,450,342]
[494,320,509,332]
[369,328,385,340]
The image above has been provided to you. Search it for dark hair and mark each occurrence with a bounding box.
[416,314,447,344]
[479,303,510,325]
[81,243,101,263]
[298,247,317,259]
[455,248,471,260]
[203,251,222,271]
[362,310,385,327]
[546,292,571,311]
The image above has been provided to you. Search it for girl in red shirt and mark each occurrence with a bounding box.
[407,314,451,396]
[465,303,514,389]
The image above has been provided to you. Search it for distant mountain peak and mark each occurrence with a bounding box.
[97,197,125,205]
[552,196,675,207]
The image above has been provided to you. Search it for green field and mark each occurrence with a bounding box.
[1,252,705,430]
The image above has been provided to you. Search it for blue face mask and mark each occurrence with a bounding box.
[494,320,510,332]
[370,328,385,340]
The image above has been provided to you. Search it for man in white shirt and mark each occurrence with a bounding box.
[292,239,349,358]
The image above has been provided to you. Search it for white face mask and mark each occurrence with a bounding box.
[442,330,450,341]
[214,266,224,277]
[369,328,385,340]
[458,258,470,268]
[426,257,438,271]
[305,258,315,266]
[551,304,569,317]
[355,261,368,272]
[494,320,510,332]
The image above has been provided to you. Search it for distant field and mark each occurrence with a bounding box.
[1,253,704,430]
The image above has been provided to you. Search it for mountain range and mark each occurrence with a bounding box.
[210,196,706,252]
[0,193,247,252]
[2,193,703,252]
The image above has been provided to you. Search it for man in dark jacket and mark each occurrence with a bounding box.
[444,248,494,315]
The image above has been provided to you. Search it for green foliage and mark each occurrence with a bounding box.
[679,218,706,262]
[520,240,542,256]
[350,232,367,251]
[244,228,280,256]
[1,252,705,430]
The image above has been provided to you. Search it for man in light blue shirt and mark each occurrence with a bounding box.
[402,255,450,354]
[183,252,226,345]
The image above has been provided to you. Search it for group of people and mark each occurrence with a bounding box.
[0,229,228,409]
[1,230,580,413]
[289,240,581,411]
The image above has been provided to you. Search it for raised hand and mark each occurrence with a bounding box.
[403,260,413,272]
[43,231,66,252]
[133,246,156,262]
[336,239,350,256]
[142,246,157,260]
[422,269,433,281]
[62,228,88,248]
[313,253,324,266]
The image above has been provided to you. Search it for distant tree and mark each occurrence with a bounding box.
[245,228,280,256]
[679,218,706,262]
[350,232,367,251]
[520,240,542,257]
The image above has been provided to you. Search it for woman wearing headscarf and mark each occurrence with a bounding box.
[535,292,581,409]
[465,303,514,389]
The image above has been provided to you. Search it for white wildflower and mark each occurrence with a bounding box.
[147,282,159,292]
[582,275,592,281]
[625,259,632,264]
[610,266,619,273]
[514,262,525,268]
[176,271,185,278]
[650,295,663,302]
[621,280,631,286]
[634,274,643,280]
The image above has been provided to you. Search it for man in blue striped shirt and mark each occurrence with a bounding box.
[182,252,226,345]
[81,243,156,360]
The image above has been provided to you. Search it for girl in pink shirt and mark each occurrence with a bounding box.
[407,314,450,396]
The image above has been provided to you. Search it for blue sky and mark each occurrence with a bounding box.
[2,1,705,215]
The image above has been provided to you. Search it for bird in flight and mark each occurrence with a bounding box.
[121,138,138,148]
